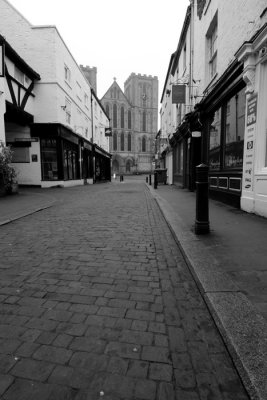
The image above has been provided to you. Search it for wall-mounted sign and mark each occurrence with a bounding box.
[243,94,257,192]
[105,127,112,137]
[0,43,4,77]
[191,131,201,138]
[31,154,38,162]
[172,85,186,104]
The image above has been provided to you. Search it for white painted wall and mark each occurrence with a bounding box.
[192,0,267,94]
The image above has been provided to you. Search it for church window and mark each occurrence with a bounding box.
[121,106,124,128]
[113,104,117,128]
[142,136,146,152]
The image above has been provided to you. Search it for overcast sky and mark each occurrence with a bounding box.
[8,0,189,101]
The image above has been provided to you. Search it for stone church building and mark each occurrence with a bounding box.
[101,73,158,175]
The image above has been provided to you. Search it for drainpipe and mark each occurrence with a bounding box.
[90,90,95,183]
[189,0,194,107]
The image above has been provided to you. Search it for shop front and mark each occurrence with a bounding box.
[200,60,246,207]
[94,144,111,182]
[170,114,202,191]
[31,123,94,187]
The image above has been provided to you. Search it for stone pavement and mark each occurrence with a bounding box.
[147,182,267,400]
[0,187,57,226]
[0,182,249,399]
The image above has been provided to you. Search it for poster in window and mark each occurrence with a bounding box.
[243,94,257,192]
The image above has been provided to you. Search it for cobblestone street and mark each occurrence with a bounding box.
[0,181,249,400]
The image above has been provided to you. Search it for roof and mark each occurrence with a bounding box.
[0,34,40,80]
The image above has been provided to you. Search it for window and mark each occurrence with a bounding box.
[121,106,124,128]
[142,136,146,152]
[209,109,222,170]
[11,147,30,163]
[121,132,124,151]
[113,131,117,151]
[208,87,246,170]
[113,104,117,128]
[142,112,146,132]
[106,104,110,117]
[128,133,131,151]
[224,88,246,168]
[76,82,82,101]
[128,110,131,129]
[207,14,218,80]
[40,139,58,180]
[64,64,71,84]
[63,141,79,180]
[65,98,71,124]
[84,93,89,106]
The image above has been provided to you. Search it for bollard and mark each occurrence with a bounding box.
[120,175,122,182]
[149,175,151,185]
[121,175,123,182]
[195,164,210,234]
[146,177,148,183]
[154,172,158,189]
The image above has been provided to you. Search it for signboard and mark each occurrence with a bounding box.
[0,43,4,77]
[172,85,186,104]
[243,94,257,192]
[105,127,112,137]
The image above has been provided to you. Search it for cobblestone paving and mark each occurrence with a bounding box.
[0,182,250,399]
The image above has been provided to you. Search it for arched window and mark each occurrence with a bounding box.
[142,136,146,152]
[113,131,117,151]
[113,104,117,128]
[105,104,110,117]
[128,110,131,129]
[121,106,124,128]
[128,133,131,151]
[121,132,124,151]
[142,111,146,132]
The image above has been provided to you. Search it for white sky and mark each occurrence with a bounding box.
[8,0,189,101]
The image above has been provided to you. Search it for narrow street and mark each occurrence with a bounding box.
[0,180,249,400]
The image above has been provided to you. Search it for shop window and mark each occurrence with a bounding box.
[224,88,246,168]
[176,142,183,175]
[11,147,30,163]
[63,142,79,180]
[128,133,131,151]
[41,139,58,180]
[209,86,246,170]
[209,108,222,170]
[121,132,124,151]
[121,106,124,128]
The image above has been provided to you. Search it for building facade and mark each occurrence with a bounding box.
[101,73,158,175]
[0,0,111,187]
[161,0,267,215]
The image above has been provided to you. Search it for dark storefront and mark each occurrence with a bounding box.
[94,145,112,182]
[31,123,111,185]
[199,60,246,207]
[171,113,202,191]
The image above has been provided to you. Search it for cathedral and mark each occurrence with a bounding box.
[101,73,158,175]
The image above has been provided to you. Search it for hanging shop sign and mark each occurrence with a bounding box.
[172,85,186,104]
[105,127,112,137]
[243,94,257,192]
